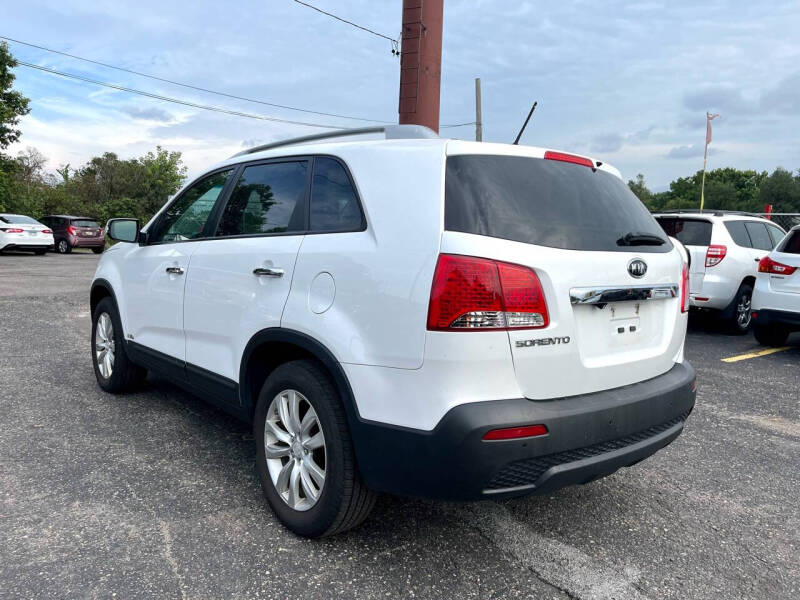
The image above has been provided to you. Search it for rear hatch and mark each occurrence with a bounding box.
[654,217,712,295]
[441,148,686,399]
[767,229,800,295]
[71,219,103,239]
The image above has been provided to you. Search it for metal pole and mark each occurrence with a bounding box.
[475,77,482,142]
[398,0,444,133]
[700,141,708,212]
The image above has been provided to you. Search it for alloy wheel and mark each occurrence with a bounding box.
[94,312,115,379]
[264,389,326,511]
[737,293,752,329]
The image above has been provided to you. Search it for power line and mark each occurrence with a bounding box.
[291,0,399,51]
[1,34,394,124]
[16,61,343,129]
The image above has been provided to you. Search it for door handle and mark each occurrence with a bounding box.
[253,267,284,278]
[165,266,185,275]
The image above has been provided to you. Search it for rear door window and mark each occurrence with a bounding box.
[744,222,772,250]
[724,221,752,248]
[216,161,309,237]
[445,155,670,252]
[656,218,712,246]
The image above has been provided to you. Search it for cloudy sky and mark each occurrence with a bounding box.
[4,0,800,189]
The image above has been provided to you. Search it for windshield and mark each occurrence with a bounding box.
[445,155,670,252]
[1,215,40,225]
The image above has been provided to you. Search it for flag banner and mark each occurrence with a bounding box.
[706,112,720,145]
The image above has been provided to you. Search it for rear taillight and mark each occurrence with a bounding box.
[427,254,549,331]
[42,229,52,234]
[758,256,798,275]
[483,424,548,441]
[66,225,77,235]
[543,150,594,168]
[1,227,24,233]
[705,245,727,267]
[681,263,689,313]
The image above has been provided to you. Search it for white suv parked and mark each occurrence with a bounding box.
[752,225,800,346]
[654,211,785,333]
[91,126,696,537]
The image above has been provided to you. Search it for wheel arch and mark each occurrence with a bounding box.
[239,329,360,427]
[90,278,118,315]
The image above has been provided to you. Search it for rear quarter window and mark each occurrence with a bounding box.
[445,155,670,252]
[744,221,772,251]
[723,221,752,248]
[656,218,712,246]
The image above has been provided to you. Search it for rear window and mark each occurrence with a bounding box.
[1,215,39,225]
[445,155,670,252]
[657,218,713,246]
[778,230,800,254]
[72,219,100,228]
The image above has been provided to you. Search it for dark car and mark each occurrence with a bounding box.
[40,215,105,254]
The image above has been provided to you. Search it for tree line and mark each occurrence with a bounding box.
[628,167,800,214]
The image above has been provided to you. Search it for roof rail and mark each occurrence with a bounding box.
[232,124,438,157]
[652,209,759,217]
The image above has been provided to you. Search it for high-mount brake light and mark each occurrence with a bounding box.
[427,254,549,331]
[543,151,595,168]
[758,255,798,275]
[483,424,548,441]
[705,245,727,267]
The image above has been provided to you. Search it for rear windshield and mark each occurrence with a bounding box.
[1,215,39,225]
[656,218,713,246]
[778,230,800,254]
[444,155,670,252]
[72,219,100,228]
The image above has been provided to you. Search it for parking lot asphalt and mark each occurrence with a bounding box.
[1,252,798,600]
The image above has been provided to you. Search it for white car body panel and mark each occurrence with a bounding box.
[0,214,54,250]
[753,228,800,314]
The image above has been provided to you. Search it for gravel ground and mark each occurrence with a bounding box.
[1,251,798,599]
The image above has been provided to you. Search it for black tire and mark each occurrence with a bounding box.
[725,283,753,334]
[91,297,147,393]
[56,239,72,254]
[753,323,789,347]
[33,249,47,255]
[91,247,104,254]
[254,359,376,537]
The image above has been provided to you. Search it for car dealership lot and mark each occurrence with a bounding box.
[1,253,798,600]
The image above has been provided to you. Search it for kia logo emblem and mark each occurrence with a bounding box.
[628,259,647,278]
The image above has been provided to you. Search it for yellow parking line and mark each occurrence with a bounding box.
[721,347,791,363]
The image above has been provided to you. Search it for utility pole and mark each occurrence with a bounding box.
[475,77,482,141]
[398,0,443,133]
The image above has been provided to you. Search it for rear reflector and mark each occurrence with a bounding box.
[705,245,727,267]
[758,255,798,275]
[544,150,594,168]
[42,229,52,234]
[427,254,549,330]
[694,297,709,302]
[483,424,548,441]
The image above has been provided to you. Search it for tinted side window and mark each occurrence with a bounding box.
[656,218,712,246]
[310,157,363,232]
[724,221,752,248]
[778,230,800,254]
[216,161,308,237]
[151,169,233,243]
[744,222,772,251]
[767,225,785,247]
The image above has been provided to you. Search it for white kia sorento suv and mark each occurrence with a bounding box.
[90,126,696,537]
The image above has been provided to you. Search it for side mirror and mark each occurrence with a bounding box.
[106,218,140,243]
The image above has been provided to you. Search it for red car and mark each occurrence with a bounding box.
[40,215,105,254]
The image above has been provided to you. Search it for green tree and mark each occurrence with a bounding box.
[0,41,30,150]
[138,146,187,217]
[627,174,654,208]
[758,167,800,214]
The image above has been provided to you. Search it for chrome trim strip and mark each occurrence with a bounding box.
[570,284,679,305]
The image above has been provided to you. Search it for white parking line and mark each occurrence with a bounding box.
[457,502,649,600]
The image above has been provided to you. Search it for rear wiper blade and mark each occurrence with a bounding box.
[617,232,667,246]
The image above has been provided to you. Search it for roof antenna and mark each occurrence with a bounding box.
[512,101,538,145]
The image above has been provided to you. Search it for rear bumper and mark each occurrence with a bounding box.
[752,309,800,331]
[1,242,53,251]
[68,235,105,248]
[352,361,696,500]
